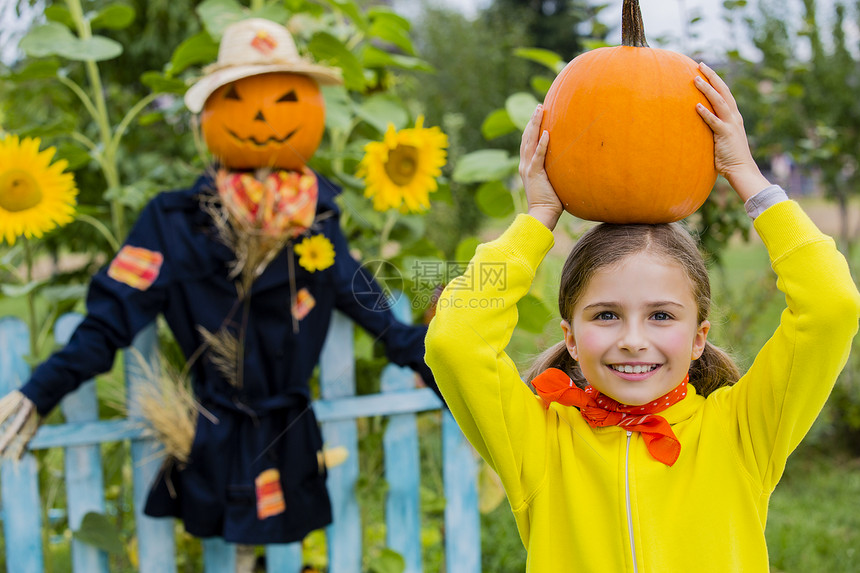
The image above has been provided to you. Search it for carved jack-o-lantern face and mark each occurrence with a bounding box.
[201,72,325,170]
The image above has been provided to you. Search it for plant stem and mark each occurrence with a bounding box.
[23,238,38,359]
[76,213,121,253]
[379,210,396,257]
[621,0,650,47]
[66,0,126,240]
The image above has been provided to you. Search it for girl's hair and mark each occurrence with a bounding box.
[526,222,740,397]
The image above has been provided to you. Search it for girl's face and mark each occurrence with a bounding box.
[560,252,710,406]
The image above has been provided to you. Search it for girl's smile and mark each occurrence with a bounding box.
[561,252,710,406]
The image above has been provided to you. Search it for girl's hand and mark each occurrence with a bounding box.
[520,105,563,230]
[695,62,772,202]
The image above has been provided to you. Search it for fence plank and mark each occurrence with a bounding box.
[381,297,423,573]
[313,388,439,422]
[125,324,177,573]
[29,419,145,449]
[319,311,362,573]
[56,313,110,573]
[442,411,481,573]
[0,317,45,573]
[201,537,237,572]
[265,542,302,573]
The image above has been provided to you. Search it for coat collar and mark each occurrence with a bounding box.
[186,167,342,293]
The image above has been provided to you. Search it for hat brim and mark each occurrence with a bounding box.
[184,63,343,113]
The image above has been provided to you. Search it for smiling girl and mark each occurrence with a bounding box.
[424,63,860,572]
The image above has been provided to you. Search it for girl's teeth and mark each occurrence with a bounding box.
[613,364,655,374]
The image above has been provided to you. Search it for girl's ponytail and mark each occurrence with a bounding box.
[689,340,741,397]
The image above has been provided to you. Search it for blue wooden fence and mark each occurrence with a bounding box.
[0,297,480,573]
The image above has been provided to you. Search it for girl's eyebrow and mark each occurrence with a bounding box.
[581,300,686,310]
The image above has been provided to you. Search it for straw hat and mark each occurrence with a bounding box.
[184,18,343,113]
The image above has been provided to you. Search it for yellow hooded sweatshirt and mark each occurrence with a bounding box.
[425,201,860,573]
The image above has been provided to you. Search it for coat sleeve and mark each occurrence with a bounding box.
[18,198,173,415]
[424,214,555,509]
[711,200,860,490]
[327,217,443,399]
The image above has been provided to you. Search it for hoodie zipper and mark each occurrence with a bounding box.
[625,430,638,573]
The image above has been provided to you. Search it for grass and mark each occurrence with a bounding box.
[767,446,860,572]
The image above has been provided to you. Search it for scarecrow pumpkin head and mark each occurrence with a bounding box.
[184,18,342,170]
[541,0,717,224]
[201,73,326,170]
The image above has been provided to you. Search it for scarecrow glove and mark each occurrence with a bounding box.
[0,391,40,460]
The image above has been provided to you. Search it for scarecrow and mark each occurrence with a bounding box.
[0,18,440,545]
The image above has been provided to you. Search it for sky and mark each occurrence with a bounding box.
[422,0,847,60]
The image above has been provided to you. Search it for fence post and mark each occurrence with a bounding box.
[319,311,362,572]
[443,410,481,573]
[125,323,177,572]
[381,296,423,573]
[0,317,45,573]
[56,313,110,573]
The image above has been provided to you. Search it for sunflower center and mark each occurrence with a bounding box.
[385,144,419,186]
[0,169,43,212]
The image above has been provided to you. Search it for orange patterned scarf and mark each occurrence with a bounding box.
[531,368,689,466]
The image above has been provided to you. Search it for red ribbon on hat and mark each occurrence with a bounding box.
[532,368,688,466]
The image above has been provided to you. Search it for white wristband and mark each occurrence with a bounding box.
[744,185,788,219]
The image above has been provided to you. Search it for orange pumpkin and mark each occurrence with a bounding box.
[542,0,717,223]
[201,72,325,170]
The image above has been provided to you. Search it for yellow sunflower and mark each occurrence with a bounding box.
[357,115,448,213]
[294,234,335,272]
[0,135,77,245]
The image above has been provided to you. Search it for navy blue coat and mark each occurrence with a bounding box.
[20,171,437,543]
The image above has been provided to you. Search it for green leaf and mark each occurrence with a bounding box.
[582,39,612,51]
[19,23,76,58]
[44,5,75,29]
[358,95,408,132]
[475,180,515,218]
[141,71,188,95]
[361,45,434,72]
[308,32,365,91]
[530,76,554,96]
[455,237,480,263]
[3,59,61,81]
[514,47,566,73]
[41,284,88,303]
[368,548,406,573]
[167,31,219,76]
[54,143,92,170]
[367,7,411,31]
[325,0,368,31]
[67,36,124,62]
[196,0,246,40]
[1,279,47,298]
[516,293,553,334]
[368,17,415,55]
[91,4,136,31]
[481,109,517,140]
[452,150,518,184]
[250,4,290,23]
[322,85,355,132]
[73,512,124,555]
[20,24,123,62]
[505,92,540,131]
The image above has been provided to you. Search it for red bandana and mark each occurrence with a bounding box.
[531,368,689,466]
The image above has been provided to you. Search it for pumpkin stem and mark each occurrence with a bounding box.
[622,0,650,48]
